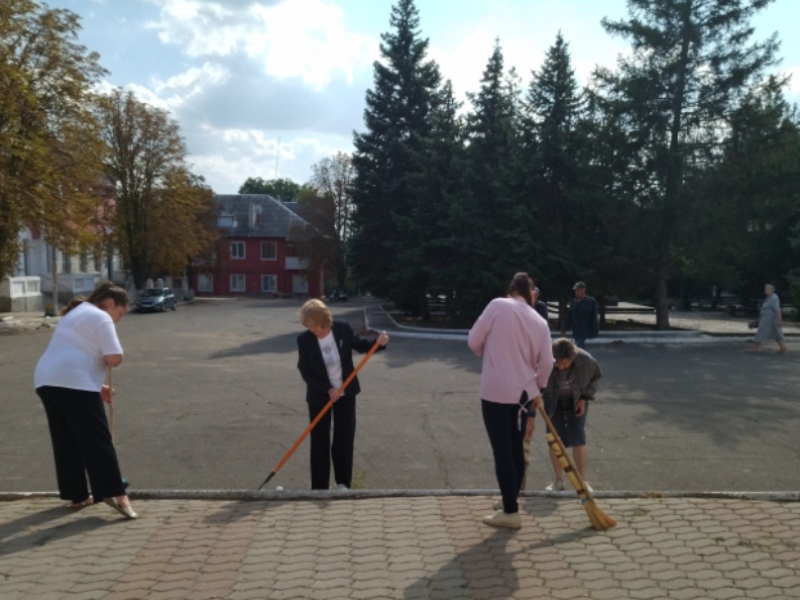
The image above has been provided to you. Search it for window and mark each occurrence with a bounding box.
[292,275,308,294]
[230,275,246,292]
[261,241,277,260]
[80,253,88,272]
[61,252,72,274]
[261,275,277,293]
[230,241,245,259]
[197,274,213,292]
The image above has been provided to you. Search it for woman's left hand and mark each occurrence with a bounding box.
[100,385,114,405]
[574,399,587,417]
[377,331,390,347]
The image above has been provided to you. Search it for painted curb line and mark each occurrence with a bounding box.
[2,489,798,502]
[364,307,761,345]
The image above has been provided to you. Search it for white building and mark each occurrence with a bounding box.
[0,227,124,313]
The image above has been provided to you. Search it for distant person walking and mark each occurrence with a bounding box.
[751,284,788,353]
[297,299,389,491]
[33,281,137,519]
[468,273,553,529]
[561,281,599,349]
[541,338,602,492]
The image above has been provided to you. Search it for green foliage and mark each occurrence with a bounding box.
[596,0,780,327]
[349,0,441,317]
[446,40,528,319]
[96,89,218,288]
[238,177,306,201]
[0,0,107,279]
[307,152,355,289]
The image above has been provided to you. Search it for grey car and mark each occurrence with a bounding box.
[136,288,177,312]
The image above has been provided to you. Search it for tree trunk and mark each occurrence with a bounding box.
[597,292,607,325]
[417,291,431,322]
[558,297,568,334]
[654,268,671,330]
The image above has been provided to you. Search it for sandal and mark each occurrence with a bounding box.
[67,495,93,509]
[104,497,138,520]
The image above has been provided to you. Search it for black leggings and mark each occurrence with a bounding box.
[36,386,126,503]
[308,396,356,490]
[482,399,528,514]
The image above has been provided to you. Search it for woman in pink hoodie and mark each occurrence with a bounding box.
[468,273,554,529]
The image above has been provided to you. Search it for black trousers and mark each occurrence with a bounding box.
[308,396,356,490]
[482,399,528,514]
[36,386,126,503]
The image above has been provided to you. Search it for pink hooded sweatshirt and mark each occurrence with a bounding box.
[468,297,554,405]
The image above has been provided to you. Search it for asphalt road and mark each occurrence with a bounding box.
[1,298,798,494]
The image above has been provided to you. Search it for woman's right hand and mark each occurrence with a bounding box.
[328,387,342,401]
[100,385,114,405]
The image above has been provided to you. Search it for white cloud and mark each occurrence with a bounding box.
[185,125,349,192]
[151,62,230,109]
[145,0,378,90]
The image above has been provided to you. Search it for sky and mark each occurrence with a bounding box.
[47,0,800,194]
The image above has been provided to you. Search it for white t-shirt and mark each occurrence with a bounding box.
[317,330,343,390]
[34,302,124,392]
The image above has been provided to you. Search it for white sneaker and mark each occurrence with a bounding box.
[482,510,521,529]
[545,480,566,492]
[335,483,349,492]
[493,500,502,511]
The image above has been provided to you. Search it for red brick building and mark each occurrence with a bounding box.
[195,194,323,298]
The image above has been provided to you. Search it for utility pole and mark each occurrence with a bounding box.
[275,137,281,178]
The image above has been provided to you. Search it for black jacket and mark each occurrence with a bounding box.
[564,296,599,339]
[297,321,383,406]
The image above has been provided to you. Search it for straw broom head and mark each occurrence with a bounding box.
[537,404,616,530]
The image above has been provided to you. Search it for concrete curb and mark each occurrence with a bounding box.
[3,489,799,502]
[364,306,759,344]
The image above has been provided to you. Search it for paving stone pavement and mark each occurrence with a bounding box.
[2,495,800,599]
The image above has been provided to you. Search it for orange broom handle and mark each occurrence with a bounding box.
[269,339,382,477]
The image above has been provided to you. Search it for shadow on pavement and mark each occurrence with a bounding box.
[404,529,519,599]
[202,499,300,525]
[601,344,800,449]
[207,332,298,359]
[0,504,116,557]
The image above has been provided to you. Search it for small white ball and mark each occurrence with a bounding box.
[276,486,284,491]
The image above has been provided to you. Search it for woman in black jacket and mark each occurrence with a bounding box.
[297,299,389,490]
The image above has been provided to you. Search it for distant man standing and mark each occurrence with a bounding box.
[561,282,599,349]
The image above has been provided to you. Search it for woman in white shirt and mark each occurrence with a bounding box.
[297,299,388,490]
[34,281,137,519]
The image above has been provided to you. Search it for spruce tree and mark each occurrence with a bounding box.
[349,0,440,314]
[598,0,780,328]
[450,40,526,318]
[522,33,592,320]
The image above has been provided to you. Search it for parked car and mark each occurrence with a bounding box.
[136,288,177,312]
[327,289,348,303]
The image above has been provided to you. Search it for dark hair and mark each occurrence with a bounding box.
[552,338,578,361]
[60,281,129,316]
[508,272,535,306]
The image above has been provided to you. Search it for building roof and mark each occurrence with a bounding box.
[215,194,309,239]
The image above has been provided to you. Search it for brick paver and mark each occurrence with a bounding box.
[1,495,799,599]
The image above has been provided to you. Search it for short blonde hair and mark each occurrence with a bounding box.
[299,299,332,329]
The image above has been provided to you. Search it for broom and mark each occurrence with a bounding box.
[106,367,115,442]
[257,338,383,490]
[536,404,616,530]
[106,367,129,490]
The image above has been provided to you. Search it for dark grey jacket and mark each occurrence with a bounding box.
[541,348,602,417]
[564,296,599,339]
